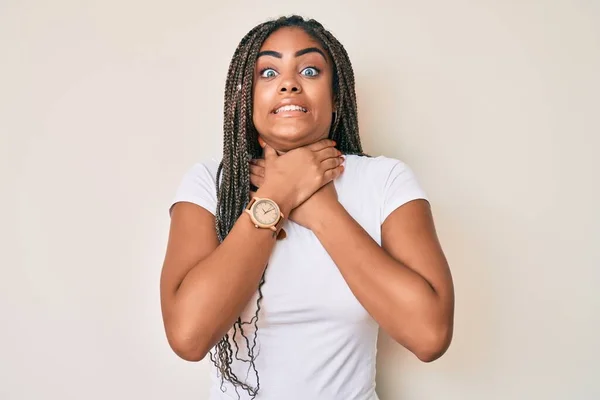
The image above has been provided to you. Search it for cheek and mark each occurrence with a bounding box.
[310,78,335,115]
[314,90,334,120]
[252,87,266,127]
[253,85,273,115]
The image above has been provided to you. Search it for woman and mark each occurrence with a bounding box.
[160,15,454,400]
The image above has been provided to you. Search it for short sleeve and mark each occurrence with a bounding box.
[382,160,429,222]
[169,161,219,216]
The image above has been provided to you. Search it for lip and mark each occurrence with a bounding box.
[271,99,309,114]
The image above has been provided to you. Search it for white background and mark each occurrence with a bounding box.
[1,1,599,399]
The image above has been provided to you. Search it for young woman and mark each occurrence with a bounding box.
[160,15,455,400]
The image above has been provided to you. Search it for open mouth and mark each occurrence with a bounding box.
[272,105,308,114]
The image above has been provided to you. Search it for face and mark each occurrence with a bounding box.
[252,27,335,152]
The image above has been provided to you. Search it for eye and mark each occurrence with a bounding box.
[301,67,320,77]
[260,68,278,78]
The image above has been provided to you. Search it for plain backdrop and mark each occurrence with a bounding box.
[1,1,599,399]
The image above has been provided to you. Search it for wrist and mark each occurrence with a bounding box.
[310,201,345,234]
[253,186,293,218]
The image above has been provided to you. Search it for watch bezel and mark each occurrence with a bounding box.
[248,197,282,229]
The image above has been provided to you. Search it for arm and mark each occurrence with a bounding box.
[160,189,290,362]
[248,157,454,361]
[311,198,454,362]
[160,140,343,362]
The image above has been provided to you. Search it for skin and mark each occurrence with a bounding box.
[250,27,341,223]
[159,25,343,363]
[160,26,454,364]
[252,26,335,152]
[250,27,455,361]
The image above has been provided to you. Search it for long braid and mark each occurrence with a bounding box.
[212,15,364,398]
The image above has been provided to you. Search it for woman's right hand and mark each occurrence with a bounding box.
[255,139,344,214]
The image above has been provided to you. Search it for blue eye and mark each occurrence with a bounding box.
[301,67,320,77]
[260,68,278,78]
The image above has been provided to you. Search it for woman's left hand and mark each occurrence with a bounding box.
[249,158,342,230]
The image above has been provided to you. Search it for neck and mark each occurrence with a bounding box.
[260,134,329,157]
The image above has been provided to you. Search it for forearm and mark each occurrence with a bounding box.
[172,192,290,360]
[312,204,452,360]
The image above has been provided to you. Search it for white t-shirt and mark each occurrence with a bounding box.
[170,154,428,400]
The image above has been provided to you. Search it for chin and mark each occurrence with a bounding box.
[267,128,315,149]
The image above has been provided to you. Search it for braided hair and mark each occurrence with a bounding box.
[212,15,364,398]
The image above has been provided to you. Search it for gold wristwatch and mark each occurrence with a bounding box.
[244,197,285,232]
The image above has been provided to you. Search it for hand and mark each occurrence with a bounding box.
[252,139,344,216]
[249,149,345,230]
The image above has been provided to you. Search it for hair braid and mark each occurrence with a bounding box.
[212,15,365,399]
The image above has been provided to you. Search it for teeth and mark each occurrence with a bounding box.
[275,105,307,113]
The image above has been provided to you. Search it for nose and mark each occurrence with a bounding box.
[278,76,302,94]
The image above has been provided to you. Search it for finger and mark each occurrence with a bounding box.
[251,158,265,167]
[263,143,278,161]
[320,156,344,171]
[308,139,337,152]
[250,172,265,188]
[315,146,341,162]
[249,163,265,177]
[322,164,345,183]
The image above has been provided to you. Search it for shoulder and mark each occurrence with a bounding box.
[182,158,221,183]
[340,154,428,220]
[169,157,221,216]
[344,153,408,169]
[343,154,415,182]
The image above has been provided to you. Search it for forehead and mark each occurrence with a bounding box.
[259,27,323,53]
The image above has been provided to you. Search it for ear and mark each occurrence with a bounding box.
[257,136,266,148]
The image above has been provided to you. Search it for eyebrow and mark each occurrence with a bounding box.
[257,47,328,63]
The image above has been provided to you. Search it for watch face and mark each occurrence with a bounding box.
[252,199,279,225]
